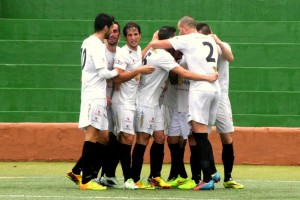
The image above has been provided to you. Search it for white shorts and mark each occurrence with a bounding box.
[111,104,135,135]
[135,105,164,135]
[168,111,191,139]
[78,98,108,131]
[188,90,220,126]
[160,104,175,135]
[215,95,234,133]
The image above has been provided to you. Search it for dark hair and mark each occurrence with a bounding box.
[113,21,121,33]
[158,26,176,40]
[196,22,212,35]
[94,13,114,32]
[123,22,141,37]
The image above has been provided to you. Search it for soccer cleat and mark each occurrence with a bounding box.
[150,177,171,189]
[178,179,197,190]
[80,179,107,190]
[135,179,155,189]
[193,180,214,190]
[223,179,244,189]
[66,170,81,185]
[212,172,221,183]
[97,176,119,188]
[123,178,138,190]
[167,176,189,187]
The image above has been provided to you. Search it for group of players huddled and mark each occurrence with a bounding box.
[66,13,244,191]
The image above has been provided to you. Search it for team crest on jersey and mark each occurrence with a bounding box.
[124,117,131,123]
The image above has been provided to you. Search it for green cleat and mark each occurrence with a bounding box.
[178,179,197,190]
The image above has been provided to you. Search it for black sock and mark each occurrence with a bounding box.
[92,142,105,179]
[119,143,132,182]
[72,156,83,175]
[222,143,234,182]
[81,141,97,184]
[178,145,188,179]
[190,145,200,183]
[150,142,164,178]
[192,132,212,183]
[131,143,146,182]
[209,142,217,175]
[168,144,180,180]
[105,133,120,177]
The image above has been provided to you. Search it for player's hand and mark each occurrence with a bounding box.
[206,72,219,82]
[138,65,155,74]
[152,30,159,40]
[211,34,222,45]
[106,96,112,106]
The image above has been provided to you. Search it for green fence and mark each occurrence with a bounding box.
[0,0,299,126]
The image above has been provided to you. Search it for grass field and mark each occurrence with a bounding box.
[0,162,299,200]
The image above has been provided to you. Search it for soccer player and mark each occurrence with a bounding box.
[66,13,119,190]
[150,16,221,190]
[110,22,155,189]
[93,21,122,188]
[196,22,244,189]
[131,26,218,189]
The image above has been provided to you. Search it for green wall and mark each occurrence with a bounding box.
[0,0,299,127]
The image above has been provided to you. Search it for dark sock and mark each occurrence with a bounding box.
[131,143,146,182]
[222,143,234,182]
[119,143,132,182]
[72,156,83,175]
[168,143,180,180]
[81,141,97,184]
[105,133,120,177]
[209,142,217,175]
[192,132,212,183]
[92,142,105,179]
[190,145,200,183]
[150,142,164,178]
[178,145,188,178]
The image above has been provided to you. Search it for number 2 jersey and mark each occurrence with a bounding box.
[168,33,220,92]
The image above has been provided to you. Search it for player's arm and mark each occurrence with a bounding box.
[97,67,119,79]
[142,30,159,59]
[150,39,173,49]
[112,65,155,84]
[171,66,218,82]
[211,34,234,62]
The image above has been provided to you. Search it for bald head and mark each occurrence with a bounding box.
[178,16,197,28]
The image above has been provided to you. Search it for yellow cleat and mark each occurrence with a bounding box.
[167,176,189,187]
[150,177,171,189]
[135,179,155,189]
[66,170,81,185]
[223,179,244,189]
[178,179,197,190]
[80,179,107,190]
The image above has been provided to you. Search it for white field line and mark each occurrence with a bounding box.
[0,195,220,200]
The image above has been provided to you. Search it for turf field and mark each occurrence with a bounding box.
[0,162,299,200]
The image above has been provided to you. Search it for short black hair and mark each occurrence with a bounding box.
[196,22,212,35]
[158,26,176,40]
[123,22,141,37]
[94,13,114,32]
[113,21,121,33]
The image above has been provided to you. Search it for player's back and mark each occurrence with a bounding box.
[137,49,178,108]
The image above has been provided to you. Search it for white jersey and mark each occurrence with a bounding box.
[112,45,142,110]
[80,35,108,101]
[137,49,178,108]
[217,42,231,95]
[105,46,120,98]
[169,33,220,92]
[176,58,189,113]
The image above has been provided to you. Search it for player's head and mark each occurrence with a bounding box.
[196,22,212,35]
[177,16,196,35]
[158,26,176,40]
[107,21,121,46]
[94,13,115,39]
[123,22,141,50]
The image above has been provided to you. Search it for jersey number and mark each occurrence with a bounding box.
[143,52,152,65]
[81,48,87,69]
[202,42,215,62]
